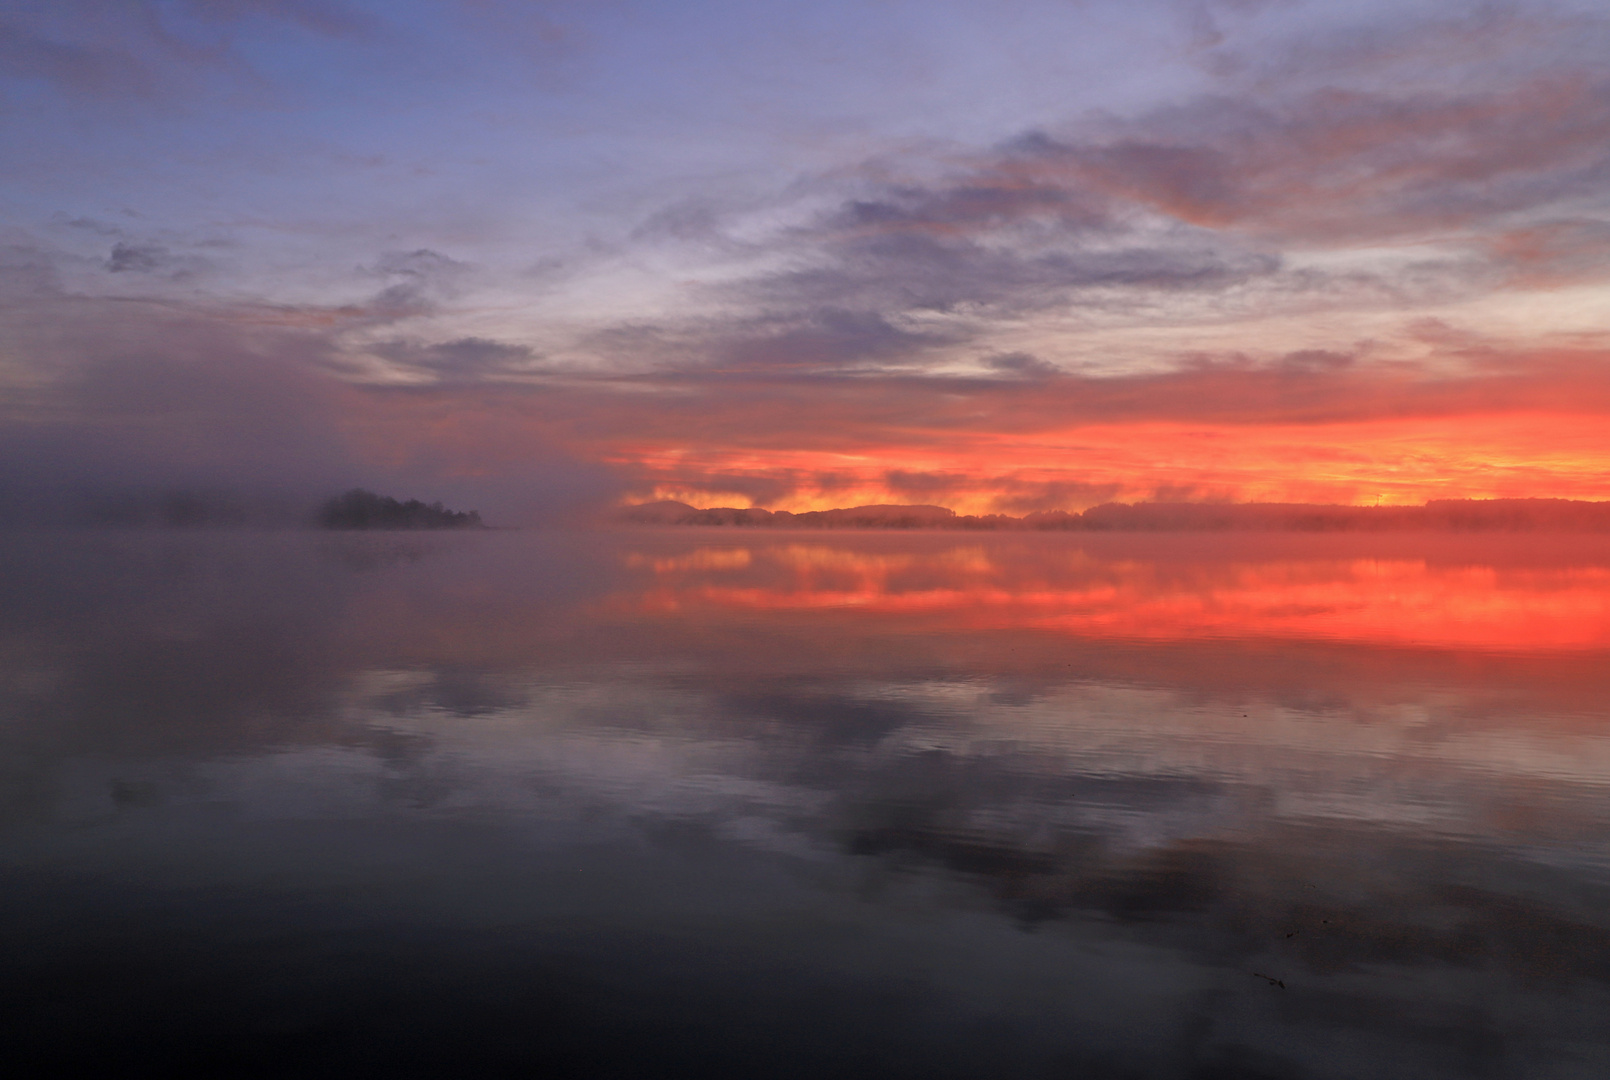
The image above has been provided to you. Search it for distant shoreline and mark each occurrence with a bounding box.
[621,498,1610,532]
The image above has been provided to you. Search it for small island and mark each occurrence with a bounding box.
[317,489,484,530]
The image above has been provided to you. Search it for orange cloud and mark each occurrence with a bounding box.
[601,410,1610,514]
[329,342,1610,516]
[616,537,1610,653]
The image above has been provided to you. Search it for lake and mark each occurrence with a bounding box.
[3,528,1609,1078]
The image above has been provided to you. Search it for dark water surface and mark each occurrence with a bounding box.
[3,528,1610,1078]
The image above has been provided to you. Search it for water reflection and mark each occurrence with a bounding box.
[623,534,1610,649]
[2,529,1609,1077]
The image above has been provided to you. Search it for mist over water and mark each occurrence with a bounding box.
[3,528,1609,1078]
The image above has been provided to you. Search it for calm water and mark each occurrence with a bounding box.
[3,528,1610,1078]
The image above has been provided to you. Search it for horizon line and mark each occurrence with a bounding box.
[620,497,1610,532]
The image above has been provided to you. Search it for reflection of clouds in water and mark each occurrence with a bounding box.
[625,547,753,573]
[623,537,1610,650]
[86,663,1604,1043]
[124,668,1610,883]
[5,530,1610,1075]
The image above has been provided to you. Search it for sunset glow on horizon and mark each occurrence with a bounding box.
[614,409,1610,514]
[4,2,1610,522]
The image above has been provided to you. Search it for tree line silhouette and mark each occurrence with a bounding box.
[318,489,483,530]
[623,498,1610,532]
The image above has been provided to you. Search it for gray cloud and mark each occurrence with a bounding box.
[358,249,475,320]
[370,336,540,382]
[370,249,470,282]
[982,352,1062,379]
[601,6,1607,380]
[105,241,170,273]
[731,171,1280,327]
[630,199,737,246]
[1014,76,1610,245]
[715,309,955,372]
[55,214,127,237]
[809,60,1610,319]
[586,308,962,376]
[750,229,1278,318]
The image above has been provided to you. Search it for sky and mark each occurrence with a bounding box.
[3,0,1610,520]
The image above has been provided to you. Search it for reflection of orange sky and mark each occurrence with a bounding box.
[619,540,1610,652]
[614,412,1610,513]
